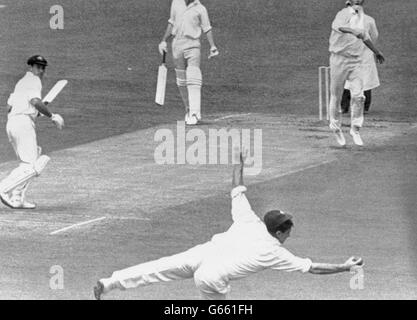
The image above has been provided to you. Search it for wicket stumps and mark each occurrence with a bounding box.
[318,66,330,121]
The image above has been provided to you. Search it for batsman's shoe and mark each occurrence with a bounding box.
[0,192,19,209]
[20,201,36,209]
[329,121,346,146]
[186,114,199,126]
[350,128,364,146]
[1,194,36,209]
[94,281,104,300]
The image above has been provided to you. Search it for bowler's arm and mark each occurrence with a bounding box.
[338,27,385,63]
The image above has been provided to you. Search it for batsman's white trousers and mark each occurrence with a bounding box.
[1,114,40,197]
[329,53,365,128]
[106,242,229,300]
[172,37,201,69]
[6,114,39,164]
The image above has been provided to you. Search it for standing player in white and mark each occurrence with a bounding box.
[0,55,64,209]
[158,0,219,125]
[328,0,384,146]
[94,151,364,300]
[342,0,380,114]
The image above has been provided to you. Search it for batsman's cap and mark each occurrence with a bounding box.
[264,210,293,234]
[27,55,48,67]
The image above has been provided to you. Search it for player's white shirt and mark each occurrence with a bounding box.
[169,0,212,40]
[207,186,312,281]
[345,13,380,90]
[329,6,371,58]
[7,71,41,120]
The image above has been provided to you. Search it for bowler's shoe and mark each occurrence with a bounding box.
[350,128,364,146]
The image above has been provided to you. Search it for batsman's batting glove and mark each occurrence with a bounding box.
[51,113,64,130]
[208,46,219,59]
[158,41,167,55]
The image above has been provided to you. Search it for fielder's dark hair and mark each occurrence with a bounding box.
[275,219,294,233]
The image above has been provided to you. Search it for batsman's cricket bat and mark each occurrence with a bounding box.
[42,80,68,104]
[155,52,167,106]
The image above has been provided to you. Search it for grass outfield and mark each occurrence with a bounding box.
[1,0,416,162]
[0,0,416,300]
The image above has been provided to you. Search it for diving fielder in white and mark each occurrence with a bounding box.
[94,151,364,300]
[328,0,384,146]
[158,0,219,125]
[0,55,64,209]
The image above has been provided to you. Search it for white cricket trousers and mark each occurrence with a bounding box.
[329,53,365,128]
[105,242,230,300]
[1,114,40,198]
[6,114,39,164]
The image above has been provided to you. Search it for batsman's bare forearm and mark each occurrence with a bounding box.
[232,160,244,188]
[205,30,216,48]
[161,24,174,42]
[309,262,350,275]
[31,98,52,118]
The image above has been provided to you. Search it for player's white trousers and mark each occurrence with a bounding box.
[329,53,365,128]
[1,115,39,197]
[7,115,39,164]
[104,242,229,299]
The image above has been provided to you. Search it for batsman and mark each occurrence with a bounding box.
[158,0,219,125]
[0,55,64,209]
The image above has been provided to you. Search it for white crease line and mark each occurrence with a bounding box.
[265,159,337,180]
[214,113,252,121]
[50,216,106,235]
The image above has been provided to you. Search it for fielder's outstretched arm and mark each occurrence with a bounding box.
[308,257,363,275]
[232,152,245,188]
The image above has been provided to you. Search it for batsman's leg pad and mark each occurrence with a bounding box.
[175,69,187,87]
[175,69,189,110]
[186,66,202,119]
[0,163,36,194]
[34,155,50,175]
[186,66,202,87]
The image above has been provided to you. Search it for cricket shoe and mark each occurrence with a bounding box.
[329,121,346,146]
[94,280,104,300]
[0,193,36,209]
[186,114,199,126]
[0,192,19,209]
[350,128,364,146]
[20,201,36,209]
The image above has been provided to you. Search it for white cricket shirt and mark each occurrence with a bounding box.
[208,186,312,281]
[7,72,42,119]
[168,0,212,40]
[329,7,370,58]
